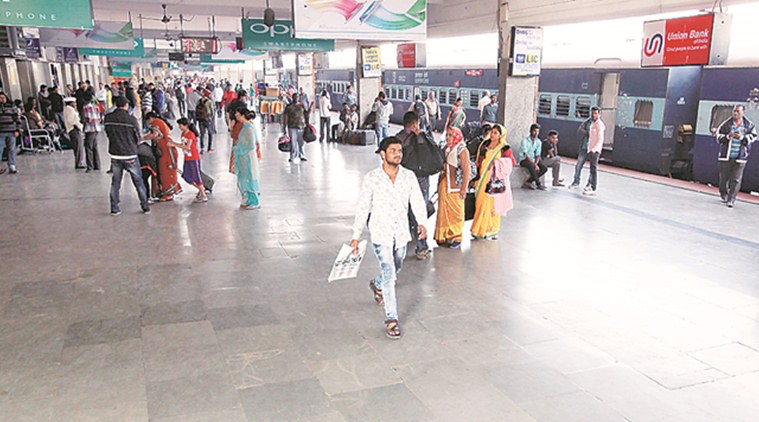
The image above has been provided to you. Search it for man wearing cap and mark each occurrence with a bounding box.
[350,136,427,340]
[64,96,85,169]
[104,96,150,215]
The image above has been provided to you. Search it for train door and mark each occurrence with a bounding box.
[599,72,619,149]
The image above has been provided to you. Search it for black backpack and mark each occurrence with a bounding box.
[413,100,427,117]
[195,100,209,121]
[401,131,445,177]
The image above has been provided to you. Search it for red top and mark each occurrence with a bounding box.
[222,90,237,106]
[182,130,200,161]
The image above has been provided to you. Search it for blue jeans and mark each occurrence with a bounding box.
[110,158,149,213]
[375,123,389,142]
[372,243,407,322]
[409,176,430,253]
[288,128,305,160]
[199,119,213,151]
[572,149,588,186]
[0,132,17,169]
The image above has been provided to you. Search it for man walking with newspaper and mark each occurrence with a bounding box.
[350,136,428,340]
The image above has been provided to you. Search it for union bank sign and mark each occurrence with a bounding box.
[1,0,94,30]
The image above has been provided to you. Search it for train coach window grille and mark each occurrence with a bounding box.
[438,89,447,105]
[556,95,571,117]
[404,87,412,101]
[634,100,654,127]
[420,88,428,101]
[459,90,469,108]
[575,96,591,119]
[449,89,458,105]
[469,91,480,109]
[710,105,734,133]
[538,94,552,116]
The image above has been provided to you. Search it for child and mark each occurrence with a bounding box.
[175,118,208,203]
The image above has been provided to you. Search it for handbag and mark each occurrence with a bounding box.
[303,124,317,143]
[277,135,292,152]
[485,164,506,194]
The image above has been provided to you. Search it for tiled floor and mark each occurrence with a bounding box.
[1,117,758,421]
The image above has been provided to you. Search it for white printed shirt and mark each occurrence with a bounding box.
[352,166,427,247]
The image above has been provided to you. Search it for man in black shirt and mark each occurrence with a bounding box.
[541,129,564,187]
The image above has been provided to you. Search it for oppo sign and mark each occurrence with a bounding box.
[241,18,334,52]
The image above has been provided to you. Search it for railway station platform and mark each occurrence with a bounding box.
[1,121,759,421]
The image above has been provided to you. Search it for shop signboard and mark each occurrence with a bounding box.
[24,38,41,59]
[642,13,731,67]
[361,46,382,78]
[111,62,133,78]
[181,37,220,54]
[79,38,145,58]
[0,0,93,29]
[242,18,334,52]
[292,0,426,41]
[41,22,134,50]
[56,47,79,63]
[509,26,543,77]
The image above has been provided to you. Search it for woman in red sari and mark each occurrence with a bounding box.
[143,112,181,201]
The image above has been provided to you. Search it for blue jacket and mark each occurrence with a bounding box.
[717,116,757,163]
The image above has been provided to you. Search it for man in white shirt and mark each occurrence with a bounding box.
[425,92,440,132]
[96,83,107,104]
[350,137,427,340]
[318,90,331,142]
[63,97,85,169]
[213,84,224,118]
[478,90,491,113]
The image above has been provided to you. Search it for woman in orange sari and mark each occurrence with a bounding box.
[472,125,515,240]
[143,113,181,201]
[434,127,471,248]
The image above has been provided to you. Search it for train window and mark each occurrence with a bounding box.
[556,95,571,116]
[634,100,654,127]
[710,105,734,133]
[575,96,591,119]
[469,91,480,108]
[449,89,459,105]
[438,90,447,105]
[420,88,428,101]
[538,94,552,116]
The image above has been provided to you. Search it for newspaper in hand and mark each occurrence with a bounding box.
[328,241,367,283]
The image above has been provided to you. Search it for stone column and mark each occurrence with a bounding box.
[296,53,315,123]
[356,42,381,130]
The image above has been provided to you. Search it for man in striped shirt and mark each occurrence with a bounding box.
[716,105,757,208]
[82,93,102,172]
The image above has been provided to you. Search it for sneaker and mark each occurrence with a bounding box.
[582,187,597,196]
[727,201,734,208]
[288,158,293,162]
[449,241,461,249]
[300,157,308,162]
[208,149,214,153]
[568,183,579,189]
[111,211,122,216]
[552,181,565,187]
[415,250,431,260]
[720,196,728,203]
[537,184,547,191]
[142,208,151,214]
[8,168,18,174]
[522,182,535,190]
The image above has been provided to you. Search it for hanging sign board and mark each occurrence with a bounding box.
[111,62,133,78]
[79,38,145,58]
[642,13,732,67]
[40,22,134,50]
[0,0,93,29]
[24,38,42,59]
[509,26,543,77]
[56,47,79,63]
[361,46,382,78]
[242,19,334,52]
[292,0,427,41]
[181,37,220,54]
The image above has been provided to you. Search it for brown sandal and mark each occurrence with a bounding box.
[385,320,401,339]
[369,280,383,305]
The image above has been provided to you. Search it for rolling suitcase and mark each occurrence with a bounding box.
[201,170,215,193]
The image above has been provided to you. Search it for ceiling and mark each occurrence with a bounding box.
[91,0,754,46]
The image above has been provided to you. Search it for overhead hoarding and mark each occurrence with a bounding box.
[23,38,42,59]
[56,47,79,63]
[642,13,732,67]
[79,38,145,58]
[361,46,382,78]
[292,0,426,41]
[0,0,93,29]
[509,26,543,77]
[242,18,334,52]
[40,22,134,50]
[181,37,220,54]
[111,62,133,78]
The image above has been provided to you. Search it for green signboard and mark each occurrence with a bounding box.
[0,0,93,29]
[199,55,245,64]
[80,39,145,58]
[111,62,132,78]
[242,19,334,52]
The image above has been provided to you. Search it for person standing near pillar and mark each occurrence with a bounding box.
[64,97,85,170]
[318,90,331,142]
[82,92,102,172]
[0,92,20,174]
[350,136,427,340]
[716,104,756,208]
[372,91,393,142]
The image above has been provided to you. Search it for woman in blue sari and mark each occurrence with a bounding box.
[232,107,262,210]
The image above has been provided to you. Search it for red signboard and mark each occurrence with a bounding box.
[181,37,220,54]
[397,43,417,68]
[642,14,714,67]
[465,69,483,77]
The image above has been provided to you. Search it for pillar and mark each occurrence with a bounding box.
[356,42,382,130]
[296,53,315,123]
[497,1,540,186]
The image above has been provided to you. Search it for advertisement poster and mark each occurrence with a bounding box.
[41,22,134,50]
[298,53,313,75]
[361,46,382,78]
[0,0,93,29]
[24,38,42,59]
[509,26,543,77]
[293,0,426,41]
[56,47,79,63]
[242,19,334,52]
[642,14,714,67]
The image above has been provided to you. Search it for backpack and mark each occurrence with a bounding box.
[413,100,427,117]
[195,100,209,121]
[400,131,445,177]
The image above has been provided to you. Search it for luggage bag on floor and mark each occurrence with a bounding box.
[347,130,377,146]
[201,170,215,193]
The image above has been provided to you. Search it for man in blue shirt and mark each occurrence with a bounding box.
[519,123,548,190]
